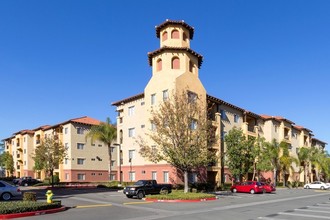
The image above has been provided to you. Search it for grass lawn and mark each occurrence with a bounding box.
[146,190,216,200]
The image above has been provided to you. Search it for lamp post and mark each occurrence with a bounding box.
[113,143,122,185]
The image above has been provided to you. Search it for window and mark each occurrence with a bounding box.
[77,158,85,165]
[220,110,226,119]
[77,174,86,180]
[91,173,96,176]
[110,174,116,180]
[163,90,168,101]
[171,30,179,39]
[152,171,157,180]
[189,61,194,72]
[188,91,197,103]
[151,123,156,131]
[128,128,135,137]
[24,161,26,165]
[171,57,180,69]
[129,172,135,181]
[151,145,157,154]
[274,125,278,133]
[234,114,239,123]
[141,124,145,128]
[151,94,156,105]
[65,173,69,180]
[77,127,84,134]
[64,127,68,134]
[77,143,84,150]
[190,119,197,130]
[24,149,26,154]
[111,160,115,166]
[128,150,135,161]
[183,32,187,41]
[163,171,169,183]
[65,143,69,149]
[221,131,227,140]
[141,101,145,106]
[157,59,162,71]
[64,158,68,165]
[128,106,135,116]
[162,31,168,41]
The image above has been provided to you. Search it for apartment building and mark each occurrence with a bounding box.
[3,116,117,182]
[112,20,327,186]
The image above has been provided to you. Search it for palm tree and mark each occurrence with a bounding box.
[278,141,298,187]
[298,147,312,184]
[86,117,117,181]
[263,139,281,186]
[310,147,326,181]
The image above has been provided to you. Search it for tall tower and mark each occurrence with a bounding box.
[145,19,206,106]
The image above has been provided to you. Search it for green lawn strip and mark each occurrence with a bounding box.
[0,201,61,214]
[146,190,216,200]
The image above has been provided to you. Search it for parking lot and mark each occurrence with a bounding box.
[12,187,330,220]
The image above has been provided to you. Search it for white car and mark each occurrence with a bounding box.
[304,181,330,190]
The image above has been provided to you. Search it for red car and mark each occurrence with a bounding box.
[230,181,265,194]
[261,182,276,193]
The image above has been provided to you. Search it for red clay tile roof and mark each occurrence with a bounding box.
[44,116,101,131]
[148,46,203,68]
[13,129,35,135]
[155,19,194,39]
[293,125,312,133]
[312,138,327,145]
[112,93,145,106]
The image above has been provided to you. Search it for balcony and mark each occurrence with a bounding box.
[36,140,40,145]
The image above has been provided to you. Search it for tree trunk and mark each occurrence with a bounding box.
[50,169,54,188]
[304,163,308,184]
[273,168,277,187]
[108,144,112,181]
[184,170,189,193]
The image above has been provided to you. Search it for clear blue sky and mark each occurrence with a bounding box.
[1,0,329,151]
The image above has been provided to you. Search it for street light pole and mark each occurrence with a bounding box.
[113,143,122,185]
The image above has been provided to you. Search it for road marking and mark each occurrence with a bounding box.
[258,217,287,220]
[76,204,113,209]
[295,208,330,214]
[123,201,154,205]
[279,212,330,219]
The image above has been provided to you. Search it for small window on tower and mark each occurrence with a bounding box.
[171,30,179,39]
[162,31,168,41]
[183,32,187,41]
[157,59,162,71]
[172,57,180,69]
[189,61,194,72]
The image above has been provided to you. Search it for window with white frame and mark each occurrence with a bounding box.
[190,119,197,130]
[151,94,156,105]
[110,147,114,153]
[220,110,226,119]
[65,173,69,180]
[64,158,68,165]
[111,160,115,166]
[128,106,135,116]
[163,171,169,183]
[77,143,84,150]
[65,143,69,149]
[234,114,239,123]
[77,174,85,180]
[64,127,68,134]
[128,150,135,161]
[77,127,84,134]
[152,171,157,180]
[77,158,85,165]
[151,123,156,131]
[129,171,135,181]
[163,90,168,101]
[128,128,135,137]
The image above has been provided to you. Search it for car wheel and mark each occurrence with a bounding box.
[137,191,144,200]
[160,188,169,195]
[250,189,255,194]
[306,186,310,189]
[126,195,133,198]
[232,188,237,193]
[262,189,266,194]
[321,186,325,190]
[1,192,12,201]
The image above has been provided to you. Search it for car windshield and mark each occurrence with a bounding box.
[134,180,145,186]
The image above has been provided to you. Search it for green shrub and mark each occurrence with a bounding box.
[23,192,37,201]
[0,201,61,214]
[146,190,216,200]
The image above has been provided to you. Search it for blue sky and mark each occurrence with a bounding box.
[0,0,329,151]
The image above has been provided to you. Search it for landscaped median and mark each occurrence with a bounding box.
[0,201,65,219]
[144,190,217,202]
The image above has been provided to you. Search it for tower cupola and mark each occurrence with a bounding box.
[155,19,194,48]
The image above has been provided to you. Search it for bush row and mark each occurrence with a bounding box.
[0,201,61,214]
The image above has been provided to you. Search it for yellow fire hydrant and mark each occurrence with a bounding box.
[45,190,54,204]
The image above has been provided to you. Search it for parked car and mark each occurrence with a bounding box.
[13,176,32,185]
[0,180,22,201]
[261,182,276,193]
[19,178,42,186]
[230,181,265,194]
[304,181,330,190]
[123,180,172,199]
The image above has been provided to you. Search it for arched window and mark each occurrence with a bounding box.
[189,61,193,72]
[172,57,180,69]
[156,59,162,71]
[171,30,179,39]
[183,32,187,41]
[162,31,168,41]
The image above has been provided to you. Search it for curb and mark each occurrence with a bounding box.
[0,206,66,219]
[144,197,217,203]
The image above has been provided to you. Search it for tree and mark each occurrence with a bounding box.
[278,141,298,187]
[262,139,281,186]
[0,152,14,176]
[86,117,117,181]
[33,136,67,187]
[224,127,255,182]
[138,91,216,193]
[297,146,312,184]
[310,147,327,181]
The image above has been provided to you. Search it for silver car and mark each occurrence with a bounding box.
[0,180,22,200]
